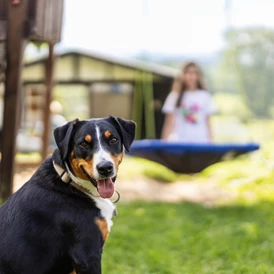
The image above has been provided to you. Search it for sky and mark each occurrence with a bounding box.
[57,0,274,57]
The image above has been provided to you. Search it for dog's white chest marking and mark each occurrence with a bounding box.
[90,195,115,231]
[64,164,115,232]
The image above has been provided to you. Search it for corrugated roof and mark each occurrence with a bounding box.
[24,48,179,79]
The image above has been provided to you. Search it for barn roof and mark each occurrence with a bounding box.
[24,48,179,79]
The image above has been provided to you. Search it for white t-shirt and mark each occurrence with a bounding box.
[162,90,218,143]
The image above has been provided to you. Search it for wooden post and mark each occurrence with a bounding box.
[132,71,143,140]
[0,0,29,201]
[143,71,155,139]
[41,43,55,160]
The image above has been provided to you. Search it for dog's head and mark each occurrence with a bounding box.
[53,116,136,198]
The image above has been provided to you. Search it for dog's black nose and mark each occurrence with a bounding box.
[97,161,114,176]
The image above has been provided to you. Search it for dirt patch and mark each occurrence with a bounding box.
[117,178,235,204]
[13,166,235,205]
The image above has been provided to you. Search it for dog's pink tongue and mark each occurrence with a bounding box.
[97,178,114,198]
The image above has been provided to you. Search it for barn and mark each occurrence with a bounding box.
[21,49,178,139]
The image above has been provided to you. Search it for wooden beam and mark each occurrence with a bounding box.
[41,43,55,160]
[23,79,136,86]
[0,0,29,201]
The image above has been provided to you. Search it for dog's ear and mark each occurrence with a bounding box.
[53,119,79,160]
[108,116,136,152]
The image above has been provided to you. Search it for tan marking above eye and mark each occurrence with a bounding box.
[85,135,92,143]
[104,130,111,139]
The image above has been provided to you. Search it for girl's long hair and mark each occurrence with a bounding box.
[172,62,206,107]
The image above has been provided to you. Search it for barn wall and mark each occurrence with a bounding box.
[23,54,167,84]
[79,57,109,80]
[22,63,44,81]
[78,56,150,82]
[90,92,132,119]
[112,65,136,80]
[21,53,175,139]
[54,56,75,80]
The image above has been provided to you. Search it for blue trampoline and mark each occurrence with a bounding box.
[129,140,260,173]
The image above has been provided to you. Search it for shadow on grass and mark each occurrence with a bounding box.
[103,201,274,274]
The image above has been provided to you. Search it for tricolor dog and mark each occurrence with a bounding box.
[0,116,136,274]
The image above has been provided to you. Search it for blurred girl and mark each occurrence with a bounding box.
[161,62,217,143]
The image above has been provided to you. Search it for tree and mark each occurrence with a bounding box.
[222,28,274,118]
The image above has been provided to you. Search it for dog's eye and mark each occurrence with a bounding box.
[79,142,88,148]
[110,137,118,144]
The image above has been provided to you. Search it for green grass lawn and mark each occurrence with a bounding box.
[13,119,274,273]
[103,201,274,274]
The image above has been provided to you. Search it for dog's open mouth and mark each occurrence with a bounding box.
[96,178,115,199]
[81,167,115,199]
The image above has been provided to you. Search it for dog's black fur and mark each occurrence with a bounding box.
[0,116,136,274]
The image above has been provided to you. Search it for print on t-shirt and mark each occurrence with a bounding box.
[181,102,201,124]
[162,90,218,142]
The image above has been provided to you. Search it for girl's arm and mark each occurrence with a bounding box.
[206,116,213,142]
[161,113,175,140]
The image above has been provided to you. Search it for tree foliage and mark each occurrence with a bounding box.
[222,28,274,118]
